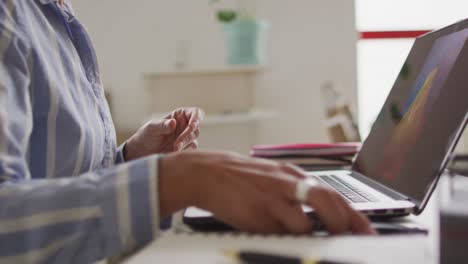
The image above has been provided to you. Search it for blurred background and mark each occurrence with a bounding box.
[72,0,468,155]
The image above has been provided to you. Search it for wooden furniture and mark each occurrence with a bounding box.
[143,66,276,154]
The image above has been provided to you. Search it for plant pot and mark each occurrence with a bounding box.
[223,20,269,65]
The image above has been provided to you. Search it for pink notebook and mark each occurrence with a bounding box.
[250,142,360,157]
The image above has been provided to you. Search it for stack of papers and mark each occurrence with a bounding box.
[250,142,360,167]
[251,143,360,157]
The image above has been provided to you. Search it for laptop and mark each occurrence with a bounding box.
[184,19,468,229]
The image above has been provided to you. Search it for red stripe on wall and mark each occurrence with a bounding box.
[360,30,432,39]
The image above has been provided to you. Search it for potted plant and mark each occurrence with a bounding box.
[210,0,269,65]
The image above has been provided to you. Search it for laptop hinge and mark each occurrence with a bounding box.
[349,171,409,201]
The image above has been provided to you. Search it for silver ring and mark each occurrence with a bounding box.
[295,179,318,203]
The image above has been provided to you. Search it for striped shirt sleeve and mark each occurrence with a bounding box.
[115,143,128,164]
[115,143,126,164]
[0,13,161,264]
[0,158,161,263]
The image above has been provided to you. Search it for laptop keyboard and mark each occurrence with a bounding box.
[318,175,379,203]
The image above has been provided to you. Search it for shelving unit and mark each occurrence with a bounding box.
[148,109,277,126]
[144,65,266,78]
[144,66,274,154]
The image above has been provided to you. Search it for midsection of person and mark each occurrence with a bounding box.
[19,0,114,179]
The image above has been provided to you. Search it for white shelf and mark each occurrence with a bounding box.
[144,65,266,78]
[147,110,277,126]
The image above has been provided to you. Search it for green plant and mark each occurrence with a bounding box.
[210,0,257,23]
[217,10,237,23]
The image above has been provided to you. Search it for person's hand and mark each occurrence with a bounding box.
[124,107,204,161]
[159,151,375,235]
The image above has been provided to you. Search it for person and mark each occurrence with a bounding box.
[0,0,374,263]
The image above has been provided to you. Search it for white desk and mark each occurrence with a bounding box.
[124,179,444,264]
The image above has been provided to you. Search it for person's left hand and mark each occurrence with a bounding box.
[123,107,204,161]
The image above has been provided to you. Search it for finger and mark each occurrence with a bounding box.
[175,129,199,150]
[164,112,174,119]
[222,161,299,202]
[223,154,296,179]
[343,202,376,235]
[210,179,285,234]
[268,200,313,234]
[174,112,201,147]
[185,108,202,127]
[238,214,285,234]
[187,107,204,122]
[305,187,351,234]
[246,158,305,181]
[241,181,301,234]
[184,129,200,144]
[243,202,285,234]
[209,154,302,202]
[148,119,176,135]
[324,192,375,235]
[278,162,306,180]
[172,109,189,135]
[184,108,203,131]
[183,141,199,151]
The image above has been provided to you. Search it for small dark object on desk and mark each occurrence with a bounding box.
[370,222,428,235]
[184,211,427,235]
[223,250,353,264]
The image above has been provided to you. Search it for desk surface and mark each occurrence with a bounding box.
[126,233,433,264]
[124,179,444,264]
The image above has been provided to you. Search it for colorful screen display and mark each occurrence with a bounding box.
[354,22,468,204]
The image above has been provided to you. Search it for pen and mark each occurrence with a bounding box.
[223,250,353,264]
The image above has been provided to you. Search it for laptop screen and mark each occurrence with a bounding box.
[353,19,468,206]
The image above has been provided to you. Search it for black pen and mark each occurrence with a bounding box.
[223,250,353,264]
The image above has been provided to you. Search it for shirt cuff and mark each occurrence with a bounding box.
[98,155,161,256]
[115,142,127,164]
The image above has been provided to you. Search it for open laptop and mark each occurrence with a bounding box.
[184,19,468,229]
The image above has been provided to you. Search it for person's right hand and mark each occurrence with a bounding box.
[158,151,375,235]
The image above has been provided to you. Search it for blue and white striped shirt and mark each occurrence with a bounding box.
[0,0,161,263]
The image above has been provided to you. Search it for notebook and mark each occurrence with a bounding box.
[266,156,352,166]
[124,231,429,264]
[250,142,360,158]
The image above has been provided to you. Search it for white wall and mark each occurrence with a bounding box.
[72,0,357,147]
[254,1,357,144]
[356,0,468,31]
